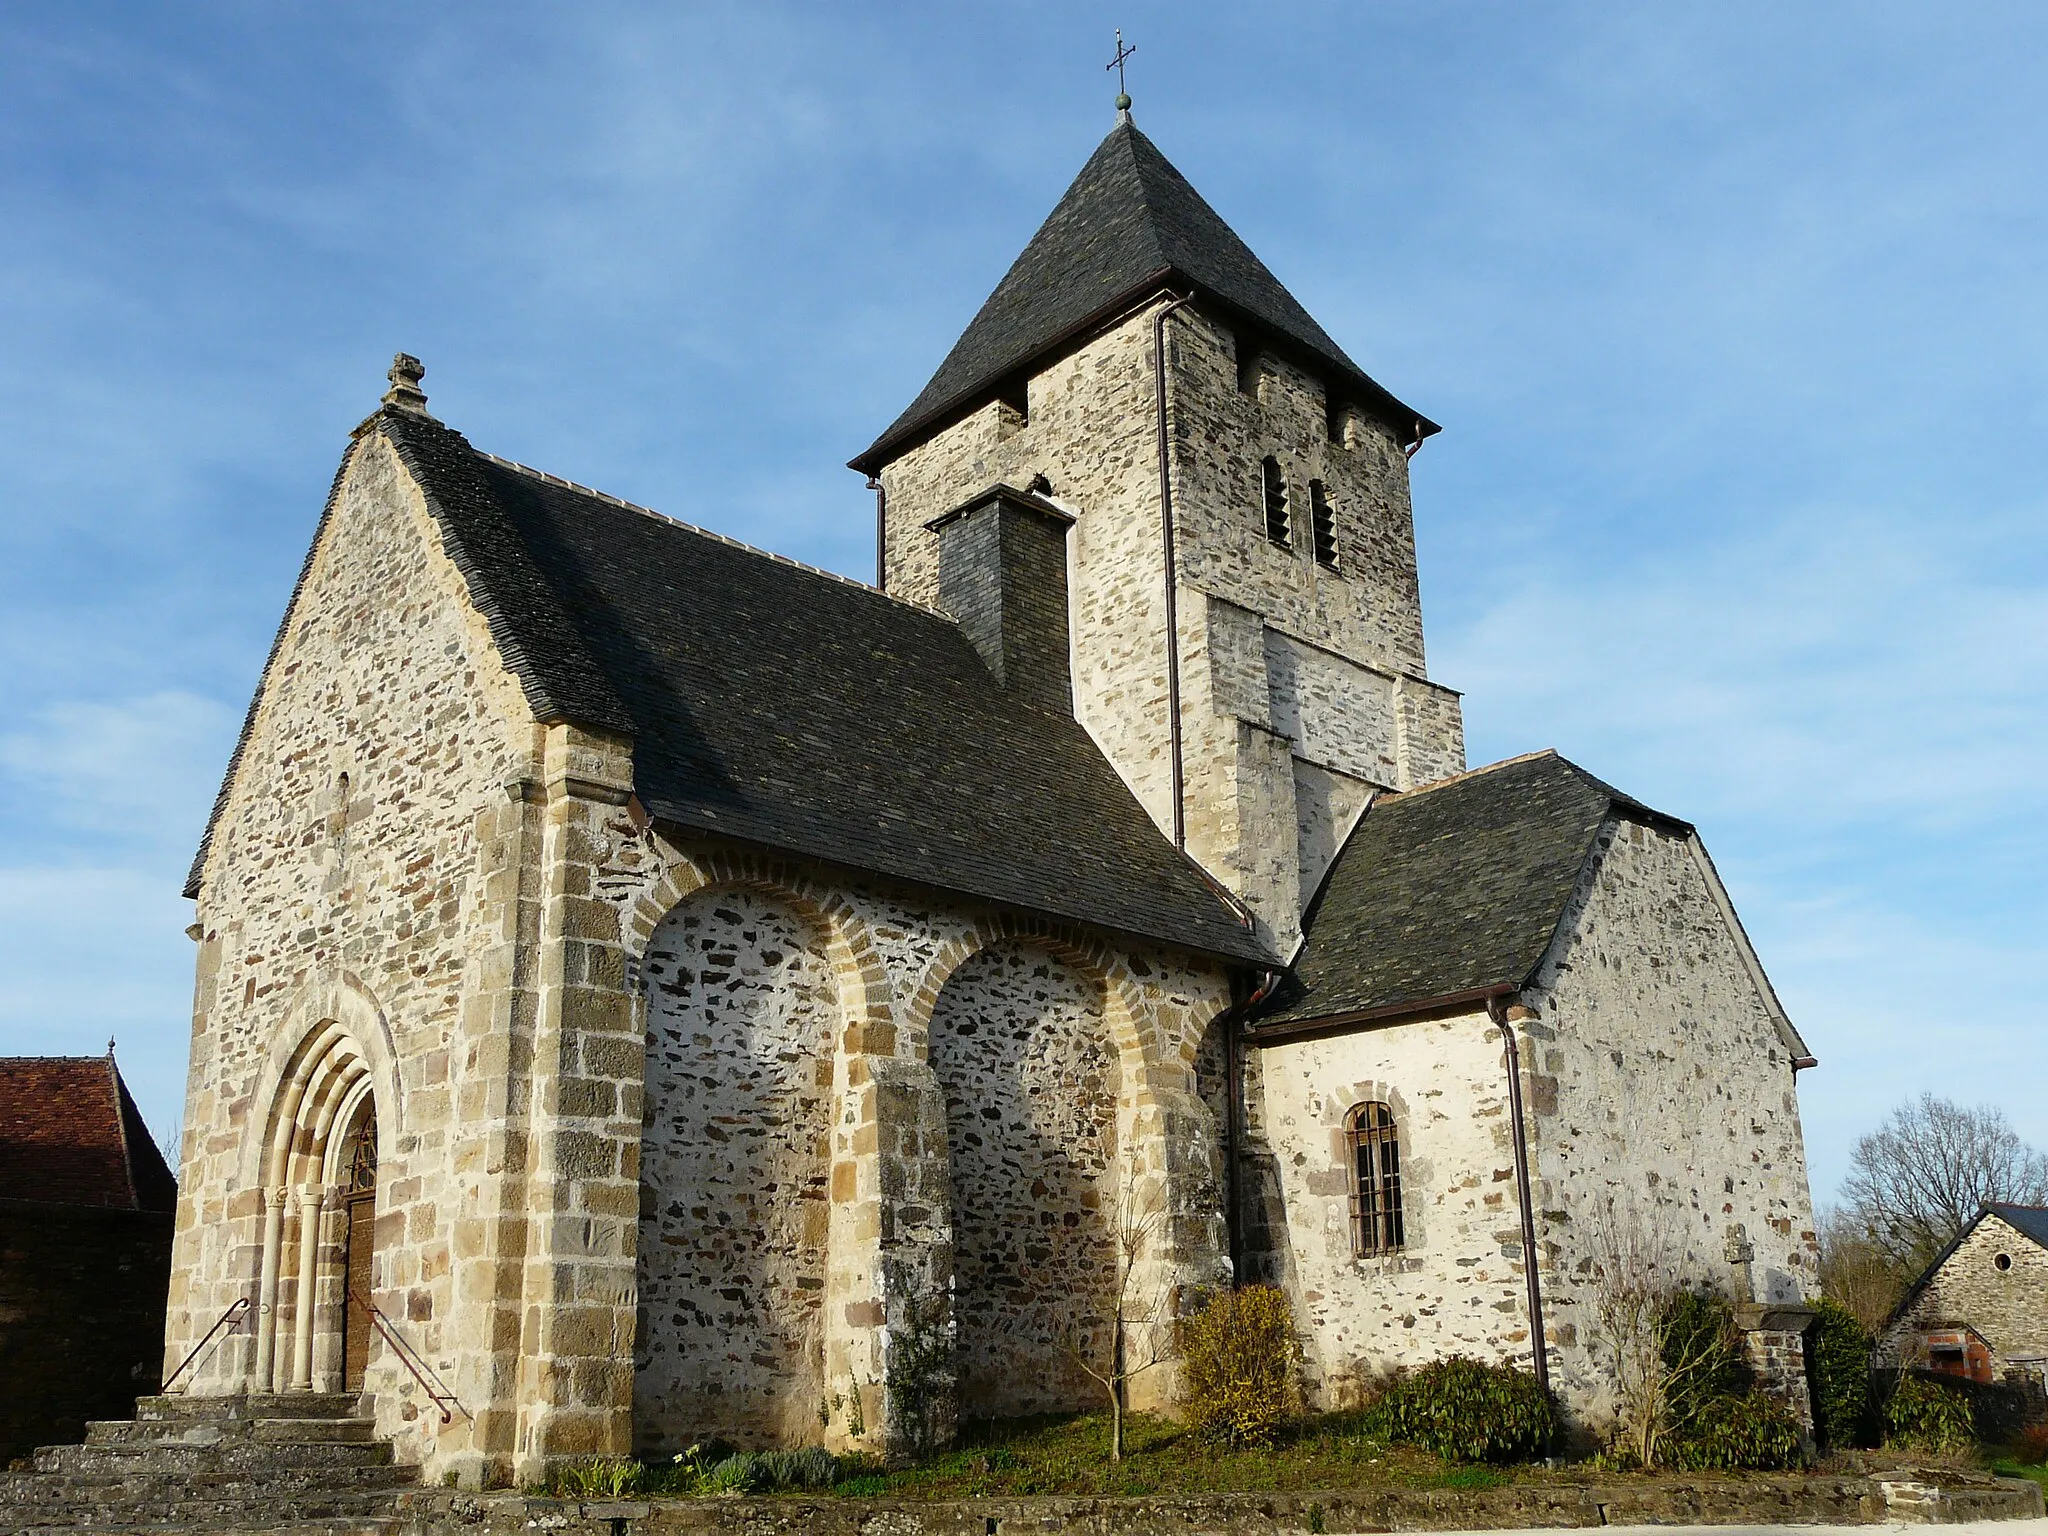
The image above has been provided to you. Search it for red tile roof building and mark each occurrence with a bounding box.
[0,1052,176,1211]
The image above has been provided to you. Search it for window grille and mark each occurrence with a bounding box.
[1346,1102,1404,1257]
[346,1113,378,1196]
[1262,457,1290,547]
[1310,480,1337,568]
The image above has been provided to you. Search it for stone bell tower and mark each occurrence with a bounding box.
[851,112,1464,953]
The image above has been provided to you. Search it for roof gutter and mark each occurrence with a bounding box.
[1152,288,1197,851]
[1488,995,1551,1397]
[1243,982,1515,1047]
[1223,967,1285,1280]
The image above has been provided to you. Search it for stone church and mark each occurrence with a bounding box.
[164,114,1822,1485]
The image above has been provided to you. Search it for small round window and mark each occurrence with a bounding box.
[1995,1252,2013,1272]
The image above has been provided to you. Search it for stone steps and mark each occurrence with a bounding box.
[85,1416,381,1448]
[3,1392,414,1532]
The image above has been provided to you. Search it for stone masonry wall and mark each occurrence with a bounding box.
[601,833,1237,1453]
[1520,817,1819,1433]
[929,944,1121,1419]
[636,888,838,1451]
[172,427,543,1478]
[1878,1213,2048,1374]
[1241,1011,1541,1406]
[875,302,1461,952]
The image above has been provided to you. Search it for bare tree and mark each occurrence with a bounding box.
[1587,1197,1727,1469]
[1068,1162,1169,1462]
[1840,1094,2048,1275]
[1814,1204,1906,1331]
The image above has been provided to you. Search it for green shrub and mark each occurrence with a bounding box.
[1177,1284,1304,1448]
[1665,1392,1804,1470]
[1659,1291,1750,1443]
[1881,1373,1976,1455]
[550,1456,646,1499]
[703,1452,773,1495]
[1807,1299,1874,1449]
[1356,1356,1557,1464]
[757,1446,842,1490]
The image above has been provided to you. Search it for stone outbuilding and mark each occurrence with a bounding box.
[0,1050,177,1460]
[1878,1205,2048,1392]
[160,112,1823,1484]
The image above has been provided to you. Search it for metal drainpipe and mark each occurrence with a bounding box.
[868,477,887,592]
[1152,290,1195,849]
[1224,969,1284,1279]
[1489,995,1552,1395]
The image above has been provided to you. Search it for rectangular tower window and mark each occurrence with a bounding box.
[1262,457,1290,547]
[1237,338,1263,397]
[996,376,1029,437]
[1310,480,1338,568]
[1325,393,1347,445]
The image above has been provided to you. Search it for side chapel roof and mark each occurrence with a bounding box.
[851,118,1435,473]
[1257,751,1691,1029]
[188,406,1271,966]
[0,1053,177,1211]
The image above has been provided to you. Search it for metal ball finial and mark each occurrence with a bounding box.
[1115,92,1132,112]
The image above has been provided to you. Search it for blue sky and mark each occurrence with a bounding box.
[2,4,2043,1203]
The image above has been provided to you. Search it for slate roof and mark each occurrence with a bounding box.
[189,407,1270,966]
[1988,1204,2048,1251]
[851,117,1435,472]
[1256,752,1686,1029]
[0,1055,177,1211]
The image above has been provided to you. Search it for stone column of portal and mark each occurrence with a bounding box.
[252,1186,288,1391]
[289,1187,324,1391]
[511,725,644,1483]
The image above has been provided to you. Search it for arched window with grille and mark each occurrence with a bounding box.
[1346,1101,1404,1257]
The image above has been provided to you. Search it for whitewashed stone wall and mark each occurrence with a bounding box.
[1242,1011,1536,1407]
[1525,817,1819,1431]
[929,944,1121,1418]
[635,888,837,1450]
[874,301,1463,953]
[1877,1213,2048,1375]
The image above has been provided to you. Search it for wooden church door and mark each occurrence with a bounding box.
[341,1109,378,1392]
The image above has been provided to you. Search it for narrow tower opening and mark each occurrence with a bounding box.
[1310,480,1337,568]
[1262,457,1290,547]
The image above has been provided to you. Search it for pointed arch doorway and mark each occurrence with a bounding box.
[340,1104,379,1392]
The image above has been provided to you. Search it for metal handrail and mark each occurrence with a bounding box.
[347,1284,463,1424]
[163,1296,251,1394]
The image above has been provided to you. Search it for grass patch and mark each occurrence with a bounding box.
[1990,1458,2048,1493]
[811,1410,1530,1499]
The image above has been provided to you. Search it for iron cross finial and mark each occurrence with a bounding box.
[1107,30,1136,114]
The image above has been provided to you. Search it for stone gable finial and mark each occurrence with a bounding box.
[382,352,430,415]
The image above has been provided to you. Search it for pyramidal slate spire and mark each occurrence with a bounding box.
[852,119,1432,471]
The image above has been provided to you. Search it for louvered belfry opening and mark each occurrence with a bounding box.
[1310,480,1337,568]
[1347,1101,1404,1258]
[1262,457,1290,547]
